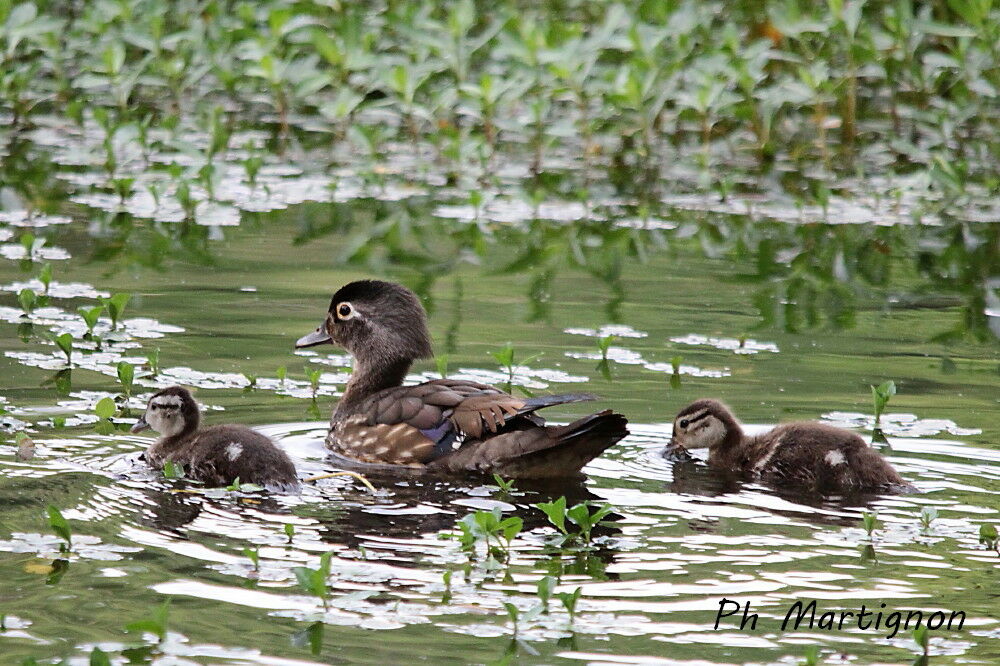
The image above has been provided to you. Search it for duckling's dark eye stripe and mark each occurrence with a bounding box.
[680,410,711,426]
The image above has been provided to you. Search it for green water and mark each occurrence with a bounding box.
[1,186,998,664]
[2,1,1000,660]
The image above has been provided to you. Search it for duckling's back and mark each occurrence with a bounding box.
[755,423,913,493]
[187,425,299,492]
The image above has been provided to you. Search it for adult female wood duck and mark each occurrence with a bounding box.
[295,280,628,479]
[132,386,299,492]
[667,399,915,493]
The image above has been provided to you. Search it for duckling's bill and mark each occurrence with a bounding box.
[131,416,151,433]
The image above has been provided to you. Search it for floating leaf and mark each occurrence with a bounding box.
[95,397,116,420]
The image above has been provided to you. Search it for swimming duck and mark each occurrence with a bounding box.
[132,386,299,491]
[295,279,628,479]
[667,399,914,493]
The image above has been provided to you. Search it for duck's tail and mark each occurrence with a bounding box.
[431,410,629,479]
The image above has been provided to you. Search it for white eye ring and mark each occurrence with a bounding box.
[335,302,354,320]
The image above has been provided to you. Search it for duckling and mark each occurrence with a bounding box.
[295,279,629,479]
[668,399,914,493]
[131,386,299,492]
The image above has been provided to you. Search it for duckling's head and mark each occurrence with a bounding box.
[131,386,199,437]
[670,399,740,451]
[295,280,433,364]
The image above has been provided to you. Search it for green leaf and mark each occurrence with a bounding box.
[535,497,567,534]
[52,333,73,362]
[124,600,169,642]
[284,523,295,540]
[117,362,134,392]
[38,263,52,292]
[162,460,183,479]
[242,546,260,568]
[435,354,449,379]
[78,305,104,332]
[18,288,36,314]
[47,505,72,548]
[89,647,111,666]
[491,342,515,368]
[536,575,555,611]
[95,397,116,420]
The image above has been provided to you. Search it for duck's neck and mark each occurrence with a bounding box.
[333,355,412,422]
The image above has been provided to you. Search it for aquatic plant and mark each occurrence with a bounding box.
[293,552,333,610]
[90,647,111,666]
[502,602,519,635]
[124,600,170,643]
[871,380,896,427]
[980,524,999,552]
[284,523,295,542]
[913,624,929,656]
[457,507,523,563]
[46,505,71,552]
[17,288,36,317]
[536,575,555,614]
[162,460,184,480]
[919,507,938,532]
[50,332,72,365]
[492,473,516,495]
[276,365,286,385]
[306,368,322,398]
[557,586,583,624]
[242,546,261,572]
[861,510,879,537]
[37,263,51,295]
[535,497,615,546]
[800,645,820,666]
[117,361,135,399]
[100,293,131,331]
[78,305,104,341]
[146,347,160,376]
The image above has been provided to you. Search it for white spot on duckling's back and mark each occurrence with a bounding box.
[825,450,846,466]
[226,442,243,461]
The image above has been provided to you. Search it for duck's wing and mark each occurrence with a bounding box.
[334,379,595,466]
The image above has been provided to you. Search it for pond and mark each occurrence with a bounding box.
[2,2,1000,664]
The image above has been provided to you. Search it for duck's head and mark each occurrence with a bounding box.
[295,280,433,364]
[132,385,199,437]
[669,399,740,451]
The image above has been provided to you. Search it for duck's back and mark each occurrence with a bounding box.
[330,378,626,477]
[754,423,911,492]
[187,425,299,491]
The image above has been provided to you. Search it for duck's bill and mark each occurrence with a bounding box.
[130,416,150,434]
[295,326,332,348]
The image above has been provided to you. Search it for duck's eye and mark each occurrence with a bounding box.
[679,419,690,428]
[336,302,354,320]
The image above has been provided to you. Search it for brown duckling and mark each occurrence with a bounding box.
[131,386,299,492]
[668,399,914,493]
[295,279,629,479]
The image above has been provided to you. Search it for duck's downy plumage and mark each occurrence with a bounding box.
[133,386,299,492]
[296,280,628,479]
[669,398,914,493]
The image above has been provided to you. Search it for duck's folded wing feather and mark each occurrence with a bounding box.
[341,380,595,464]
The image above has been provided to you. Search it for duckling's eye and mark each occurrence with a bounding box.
[679,419,690,428]
[336,302,354,320]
